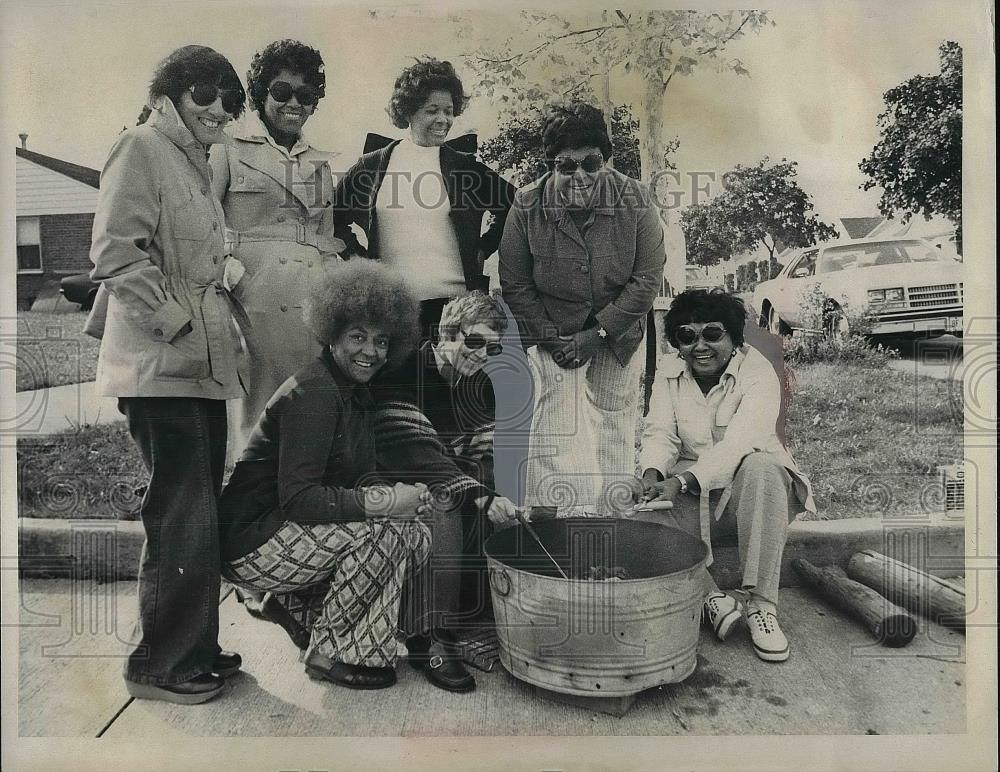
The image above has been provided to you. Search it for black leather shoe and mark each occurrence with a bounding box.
[213,650,242,678]
[304,650,396,690]
[235,588,267,618]
[125,673,225,705]
[259,593,311,651]
[408,636,476,693]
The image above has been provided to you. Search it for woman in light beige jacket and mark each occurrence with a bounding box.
[209,40,344,462]
[88,45,247,706]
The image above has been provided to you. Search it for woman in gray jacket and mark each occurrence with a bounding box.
[89,45,247,705]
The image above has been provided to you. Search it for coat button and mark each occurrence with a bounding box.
[238,176,245,183]
[201,187,208,196]
[280,304,288,312]
[153,328,163,337]
[581,265,590,273]
[298,216,305,223]
[213,255,219,264]
[279,257,288,264]
[277,215,286,223]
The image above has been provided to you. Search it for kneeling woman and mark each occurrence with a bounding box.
[219,261,431,689]
[636,290,814,662]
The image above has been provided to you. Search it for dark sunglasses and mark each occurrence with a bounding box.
[188,83,243,114]
[553,153,604,175]
[676,323,729,346]
[268,81,322,107]
[462,330,503,356]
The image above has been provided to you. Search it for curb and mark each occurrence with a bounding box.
[17,512,966,582]
[19,518,144,580]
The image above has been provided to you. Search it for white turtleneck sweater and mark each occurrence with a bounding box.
[373,139,466,301]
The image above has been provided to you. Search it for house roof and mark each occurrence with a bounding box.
[15,146,99,189]
[839,216,884,239]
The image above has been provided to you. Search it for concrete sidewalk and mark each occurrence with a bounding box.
[13,381,121,436]
[16,578,966,737]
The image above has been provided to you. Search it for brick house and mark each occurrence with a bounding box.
[15,146,100,309]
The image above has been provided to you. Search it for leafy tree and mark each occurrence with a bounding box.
[680,157,838,267]
[679,201,737,267]
[461,10,772,210]
[479,104,678,187]
[859,41,962,250]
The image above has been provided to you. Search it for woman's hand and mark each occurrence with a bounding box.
[476,495,519,527]
[365,482,431,520]
[552,329,602,369]
[643,475,683,505]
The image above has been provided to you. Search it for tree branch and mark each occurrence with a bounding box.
[697,12,755,57]
[474,23,625,68]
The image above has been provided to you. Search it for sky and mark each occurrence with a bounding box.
[0,1,983,225]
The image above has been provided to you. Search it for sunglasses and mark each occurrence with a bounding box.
[676,324,729,346]
[267,81,322,107]
[188,83,243,114]
[462,330,503,356]
[553,153,605,175]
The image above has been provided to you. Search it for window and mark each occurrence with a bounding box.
[17,217,42,272]
[788,250,817,278]
[818,240,941,274]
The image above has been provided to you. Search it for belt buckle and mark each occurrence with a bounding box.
[428,654,444,670]
[296,222,307,245]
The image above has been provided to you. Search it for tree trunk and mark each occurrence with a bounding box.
[792,559,916,647]
[847,550,965,633]
[640,78,684,294]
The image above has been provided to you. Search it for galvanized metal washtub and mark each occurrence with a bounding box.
[484,517,708,697]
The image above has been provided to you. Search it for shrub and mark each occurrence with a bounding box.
[783,283,900,366]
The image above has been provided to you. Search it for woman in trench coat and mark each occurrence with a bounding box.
[209,39,344,459]
[89,45,247,705]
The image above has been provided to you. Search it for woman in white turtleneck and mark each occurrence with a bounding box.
[334,58,515,342]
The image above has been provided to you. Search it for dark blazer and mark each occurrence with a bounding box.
[333,137,516,293]
[218,349,373,561]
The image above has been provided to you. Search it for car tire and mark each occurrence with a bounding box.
[764,304,791,336]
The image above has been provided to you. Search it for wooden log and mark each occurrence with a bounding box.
[847,550,965,633]
[791,558,917,647]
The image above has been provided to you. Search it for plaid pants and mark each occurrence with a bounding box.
[224,519,430,667]
[525,342,643,516]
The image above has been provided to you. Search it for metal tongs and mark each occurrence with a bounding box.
[514,508,569,580]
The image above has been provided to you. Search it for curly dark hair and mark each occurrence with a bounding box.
[541,102,612,162]
[148,45,246,119]
[386,58,467,129]
[247,39,326,117]
[303,260,420,372]
[663,289,751,348]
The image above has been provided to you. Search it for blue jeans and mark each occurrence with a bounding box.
[119,397,227,685]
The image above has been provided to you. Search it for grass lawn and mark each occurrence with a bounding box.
[16,362,962,520]
[16,311,100,391]
[18,422,145,520]
[785,363,962,519]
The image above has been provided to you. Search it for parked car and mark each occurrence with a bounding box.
[752,237,964,337]
[60,273,98,311]
[685,265,723,292]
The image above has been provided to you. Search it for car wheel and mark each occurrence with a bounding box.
[765,304,791,336]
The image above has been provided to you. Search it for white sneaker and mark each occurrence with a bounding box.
[746,608,790,662]
[703,592,742,641]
